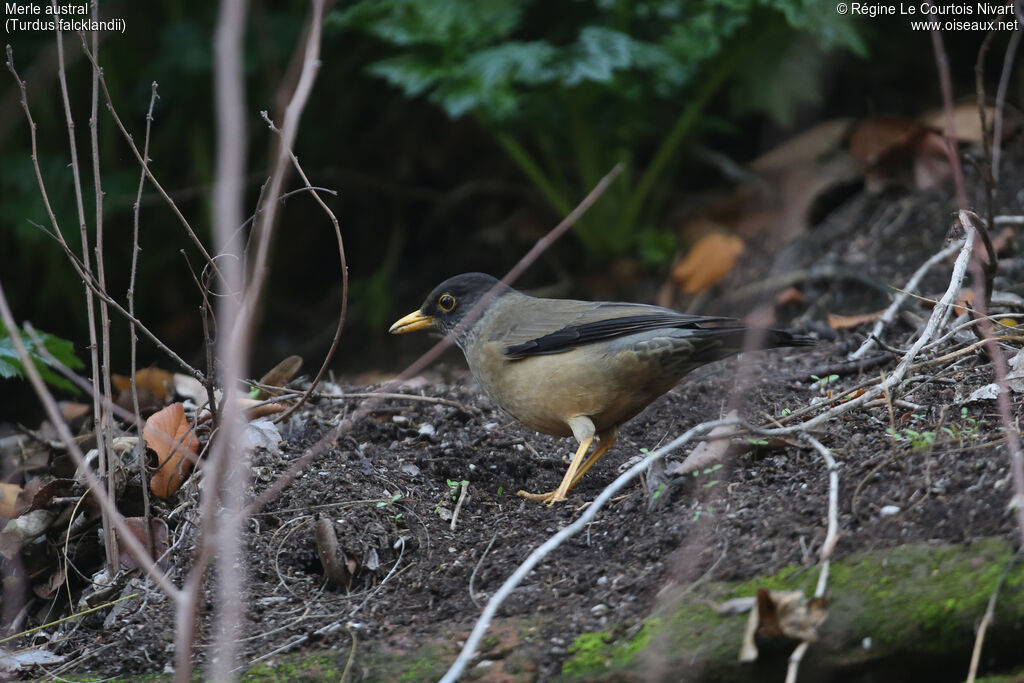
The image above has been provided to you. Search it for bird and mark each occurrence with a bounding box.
[389,273,814,505]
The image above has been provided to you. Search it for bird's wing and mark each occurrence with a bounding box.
[497,299,737,358]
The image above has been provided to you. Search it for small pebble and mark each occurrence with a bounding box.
[392,415,409,426]
[418,423,436,437]
[879,505,901,517]
[591,604,609,616]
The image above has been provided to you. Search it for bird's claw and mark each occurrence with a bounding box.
[517,488,566,505]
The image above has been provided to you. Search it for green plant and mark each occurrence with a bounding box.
[328,0,864,260]
[941,407,985,441]
[810,373,839,388]
[376,492,403,508]
[0,325,84,394]
[434,478,468,514]
[693,463,723,489]
[886,426,936,452]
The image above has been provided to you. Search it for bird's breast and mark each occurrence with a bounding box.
[464,339,679,438]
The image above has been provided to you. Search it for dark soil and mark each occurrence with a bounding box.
[12,150,1024,682]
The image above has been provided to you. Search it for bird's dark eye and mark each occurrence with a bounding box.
[437,293,456,313]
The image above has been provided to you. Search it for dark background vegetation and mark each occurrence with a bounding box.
[0,0,1013,420]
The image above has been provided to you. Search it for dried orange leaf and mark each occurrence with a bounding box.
[60,401,91,423]
[828,310,885,330]
[921,104,995,144]
[749,119,853,175]
[241,399,288,421]
[0,483,22,519]
[144,402,198,499]
[196,398,288,425]
[113,368,174,401]
[672,233,745,294]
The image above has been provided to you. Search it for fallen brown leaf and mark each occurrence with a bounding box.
[672,233,745,294]
[14,478,75,517]
[0,483,22,519]
[112,367,174,401]
[827,310,885,330]
[921,103,995,144]
[144,402,198,499]
[256,356,303,399]
[740,588,830,661]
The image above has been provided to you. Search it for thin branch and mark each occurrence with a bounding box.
[439,417,738,683]
[260,111,347,425]
[27,219,202,378]
[850,239,963,360]
[785,434,840,683]
[76,36,223,286]
[87,0,119,571]
[239,0,325,347]
[51,6,116,568]
[202,0,252,679]
[129,79,160,610]
[990,25,1018,182]
[966,557,1017,683]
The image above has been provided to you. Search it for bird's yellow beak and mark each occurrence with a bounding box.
[389,310,435,334]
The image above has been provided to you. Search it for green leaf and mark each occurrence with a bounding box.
[0,326,84,394]
[369,55,448,98]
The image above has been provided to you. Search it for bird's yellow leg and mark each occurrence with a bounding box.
[518,436,593,505]
[567,428,618,491]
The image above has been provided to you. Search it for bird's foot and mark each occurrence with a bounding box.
[516,488,566,506]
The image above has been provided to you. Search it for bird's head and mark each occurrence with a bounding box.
[389,273,510,346]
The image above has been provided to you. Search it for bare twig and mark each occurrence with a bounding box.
[88,0,120,571]
[785,435,839,683]
[966,557,1017,683]
[201,0,254,679]
[260,111,348,424]
[450,480,469,532]
[130,81,160,566]
[76,37,222,285]
[469,531,500,609]
[51,7,117,569]
[850,239,963,360]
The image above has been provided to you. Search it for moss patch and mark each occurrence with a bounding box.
[561,539,1024,681]
[562,618,660,679]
